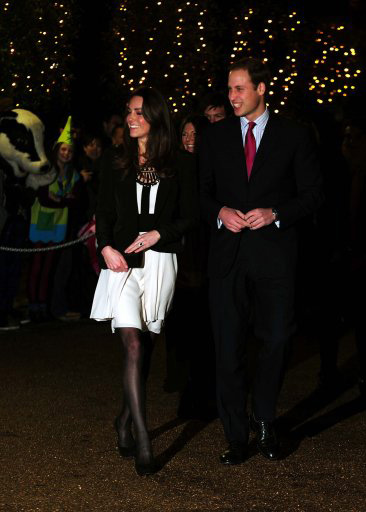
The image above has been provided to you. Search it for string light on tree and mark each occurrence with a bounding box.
[112,0,215,115]
[0,0,77,113]
[231,6,302,113]
[309,25,361,104]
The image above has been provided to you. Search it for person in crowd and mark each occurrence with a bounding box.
[111,124,124,148]
[316,118,366,399]
[79,133,103,178]
[77,133,103,220]
[181,115,209,155]
[164,113,216,419]
[342,119,366,398]
[200,91,232,123]
[199,58,322,465]
[102,111,123,147]
[75,131,108,316]
[90,87,199,476]
[28,117,83,322]
[181,117,196,154]
[99,124,125,176]
[0,98,35,330]
[0,174,29,330]
[299,111,350,394]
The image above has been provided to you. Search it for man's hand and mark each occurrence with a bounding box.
[244,208,274,230]
[101,246,129,272]
[219,206,251,233]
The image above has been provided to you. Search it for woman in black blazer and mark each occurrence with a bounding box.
[91,87,199,476]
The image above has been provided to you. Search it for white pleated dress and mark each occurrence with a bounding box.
[90,182,177,334]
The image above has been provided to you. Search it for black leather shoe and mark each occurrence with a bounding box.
[114,418,136,458]
[251,416,281,460]
[219,442,247,465]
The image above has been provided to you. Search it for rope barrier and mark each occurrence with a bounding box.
[0,232,95,253]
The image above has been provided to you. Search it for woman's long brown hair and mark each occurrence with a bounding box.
[118,87,177,178]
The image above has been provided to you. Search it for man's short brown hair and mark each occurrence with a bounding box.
[229,58,271,91]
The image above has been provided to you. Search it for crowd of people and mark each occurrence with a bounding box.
[1,90,234,329]
[0,57,365,477]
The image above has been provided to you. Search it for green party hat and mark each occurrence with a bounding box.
[57,116,73,146]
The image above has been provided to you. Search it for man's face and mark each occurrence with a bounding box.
[204,105,226,123]
[84,139,102,160]
[228,69,265,120]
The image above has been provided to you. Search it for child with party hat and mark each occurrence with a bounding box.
[28,116,83,321]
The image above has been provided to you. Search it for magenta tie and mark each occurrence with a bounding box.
[244,121,256,178]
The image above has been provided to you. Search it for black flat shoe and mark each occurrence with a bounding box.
[219,442,247,465]
[135,457,159,476]
[114,418,136,458]
[250,415,282,460]
[117,444,136,458]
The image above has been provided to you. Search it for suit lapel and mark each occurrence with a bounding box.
[250,114,281,180]
[224,117,249,188]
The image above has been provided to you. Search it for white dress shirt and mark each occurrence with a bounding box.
[136,182,159,214]
[240,108,269,148]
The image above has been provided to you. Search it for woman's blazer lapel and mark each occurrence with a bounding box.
[115,171,139,217]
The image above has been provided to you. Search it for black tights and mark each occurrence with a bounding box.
[116,328,155,462]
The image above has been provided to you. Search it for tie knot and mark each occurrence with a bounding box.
[248,121,256,131]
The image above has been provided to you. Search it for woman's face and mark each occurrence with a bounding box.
[58,143,73,164]
[182,123,196,153]
[83,138,102,160]
[126,96,151,141]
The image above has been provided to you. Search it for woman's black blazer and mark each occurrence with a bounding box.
[96,150,199,269]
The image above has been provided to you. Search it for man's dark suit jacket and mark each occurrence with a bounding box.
[199,113,323,278]
[96,150,199,269]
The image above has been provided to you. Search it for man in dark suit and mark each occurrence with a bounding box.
[199,58,322,464]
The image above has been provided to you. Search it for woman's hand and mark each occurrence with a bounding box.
[125,230,161,254]
[101,246,129,272]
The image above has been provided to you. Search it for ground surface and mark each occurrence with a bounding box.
[0,320,364,512]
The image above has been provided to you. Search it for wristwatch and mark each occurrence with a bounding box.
[272,208,279,221]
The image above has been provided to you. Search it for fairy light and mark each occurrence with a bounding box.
[4,0,355,117]
[1,0,75,111]
[113,0,213,115]
[230,6,361,110]
[230,8,301,112]
[309,25,361,104]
